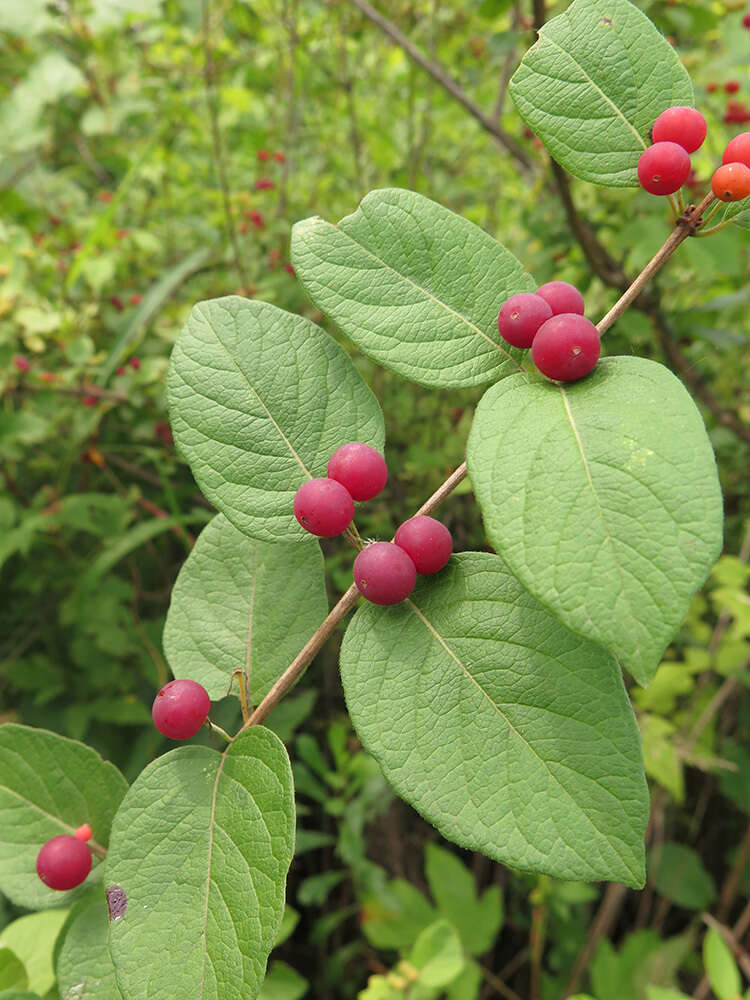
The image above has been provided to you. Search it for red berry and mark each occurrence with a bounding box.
[36,835,92,890]
[97,191,113,203]
[725,80,740,94]
[74,824,93,842]
[531,314,601,382]
[284,263,296,277]
[82,395,98,407]
[353,542,417,605]
[257,149,270,161]
[110,295,124,311]
[651,106,706,153]
[273,151,285,163]
[637,142,690,195]
[722,131,750,168]
[496,293,552,349]
[39,372,55,383]
[743,12,750,28]
[247,210,265,228]
[116,365,126,375]
[116,229,128,240]
[394,516,452,575]
[535,281,585,316]
[707,82,718,93]
[327,442,388,501]
[152,678,211,740]
[130,294,142,305]
[255,178,275,191]
[129,356,140,370]
[294,478,354,536]
[711,162,750,201]
[13,355,30,372]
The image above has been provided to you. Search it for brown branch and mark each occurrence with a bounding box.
[16,382,128,403]
[563,883,629,996]
[718,824,750,922]
[346,0,534,173]
[241,462,468,731]
[478,963,524,1000]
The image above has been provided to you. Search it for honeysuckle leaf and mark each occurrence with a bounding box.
[291,188,533,388]
[467,356,723,686]
[0,724,127,910]
[340,553,649,887]
[167,296,384,542]
[0,909,69,996]
[106,727,295,1000]
[163,514,327,702]
[55,891,121,999]
[509,0,694,186]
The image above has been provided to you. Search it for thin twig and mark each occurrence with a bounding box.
[478,963,524,1000]
[718,824,750,922]
[346,0,534,172]
[563,883,628,996]
[693,901,750,999]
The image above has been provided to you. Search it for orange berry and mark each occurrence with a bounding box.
[711,162,750,201]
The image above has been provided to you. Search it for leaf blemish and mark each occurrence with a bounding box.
[106,884,128,921]
[600,16,613,25]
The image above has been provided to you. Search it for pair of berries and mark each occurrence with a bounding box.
[36,824,93,891]
[497,281,600,383]
[712,132,750,202]
[294,442,388,538]
[353,515,453,606]
[638,106,707,196]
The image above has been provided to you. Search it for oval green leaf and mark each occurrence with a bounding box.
[106,726,295,1000]
[163,514,328,702]
[509,0,694,186]
[291,188,533,388]
[167,296,384,542]
[340,553,649,887]
[0,724,128,910]
[467,357,723,686]
[56,892,122,1000]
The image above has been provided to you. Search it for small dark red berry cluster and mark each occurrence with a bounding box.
[496,281,600,383]
[293,442,453,605]
[638,108,750,203]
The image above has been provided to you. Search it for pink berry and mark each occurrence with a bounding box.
[743,12,750,28]
[535,281,585,316]
[74,823,93,842]
[726,80,740,94]
[257,149,270,161]
[294,478,354,536]
[129,356,140,370]
[637,142,690,195]
[394,516,452,575]
[36,835,92,891]
[273,151,285,163]
[722,132,750,169]
[82,395,98,407]
[13,355,30,372]
[255,178,275,191]
[531,314,601,382]
[327,442,388,501]
[353,542,417,605]
[152,678,211,740]
[496,293,552,349]
[651,106,707,153]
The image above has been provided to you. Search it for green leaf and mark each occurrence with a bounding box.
[646,989,692,1000]
[56,892,121,999]
[467,357,723,686]
[639,715,684,803]
[163,514,328,702]
[424,844,503,956]
[446,960,482,1000]
[410,920,464,989]
[291,188,532,388]
[717,740,750,814]
[167,296,384,542]
[0,950,27,993]
[340,552,649,886]
[650,843,716,910]
[0,910,68,996]
[508,0,693,186]
[106,727,294,1000]
[258,962,308,1000]
[703,928,741,1000]
[592,930,693,1000]
[360,878,437,951]
[0,724,128,909]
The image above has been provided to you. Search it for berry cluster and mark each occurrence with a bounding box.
[354,515,453,606]
[294,442,388,537]
[638,106,706,195]
[712,132,750,202]
[496,281,600,383]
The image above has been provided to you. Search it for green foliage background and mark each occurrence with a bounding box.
[0,0,748,997]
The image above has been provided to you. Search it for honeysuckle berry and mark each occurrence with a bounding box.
[394,516,453,575]
[722,132,750,169]
[651,106,706,153]
[535,281,585,316]
[711,162,750,202]
[637,142,691,195]
[725,80,740,94]
[294,477,354,536]
[36,835,92,891]
[496,293,552,349]
[74,824,93,842]
[353,542,417,606]
[327,442,388,501]
[13,355,30,372]
[152,678,211,740]
[531,314,601,383]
